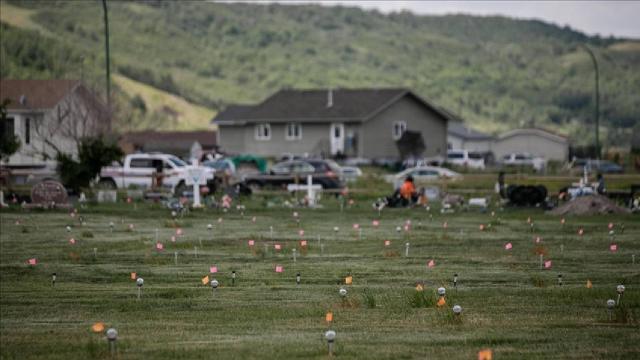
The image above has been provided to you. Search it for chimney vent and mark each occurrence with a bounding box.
[326,89,333,108]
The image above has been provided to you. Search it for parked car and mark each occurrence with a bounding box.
[339,166,363,182]
[572,159,623,174]
[243,159,343,190]
[446,149,485,170]
[500,153,545,172]
[202,158,236,175]
[99,153,216,196]
[384,166,462,189]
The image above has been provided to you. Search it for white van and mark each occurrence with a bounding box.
[446,150,485,170]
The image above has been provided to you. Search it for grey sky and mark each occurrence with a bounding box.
[244,1,640,38]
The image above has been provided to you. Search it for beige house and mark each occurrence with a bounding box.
[493,128,569,162]
[0,79,109,167]
[212,88,449,160]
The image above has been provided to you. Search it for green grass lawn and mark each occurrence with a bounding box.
[1,199,639,359]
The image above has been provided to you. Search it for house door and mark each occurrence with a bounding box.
[330,123,344,156]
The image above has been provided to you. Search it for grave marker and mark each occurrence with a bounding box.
[30,180,70,209]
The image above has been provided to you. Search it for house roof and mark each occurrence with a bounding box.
[213,105,255,122]
[447,121,494,141]
[497,128,568,144]
[1,79,81,111]
[212,88,450,125]
[120,131,218,149]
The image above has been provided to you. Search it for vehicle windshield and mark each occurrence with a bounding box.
[168,156,187,167]
[204,161,228,170]
[448,153,464,159]
[468,153,483,159]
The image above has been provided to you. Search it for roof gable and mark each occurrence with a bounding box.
[1,79,81,111]
[498,128,567,143]
[212,88,449,124]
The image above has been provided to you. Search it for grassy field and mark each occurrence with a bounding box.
[0,198,639,359]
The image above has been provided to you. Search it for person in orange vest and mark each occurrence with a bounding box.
[399,175,417,207]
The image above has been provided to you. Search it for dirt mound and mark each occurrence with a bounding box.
[548,195,630,216]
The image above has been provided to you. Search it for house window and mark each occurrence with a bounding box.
[285,123,302,140]
[1,117,15,138]
[392,121,407,140]
[25,118,31,144]
[255,123,271,141]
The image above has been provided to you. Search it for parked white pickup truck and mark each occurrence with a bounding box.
[98,153,216,195]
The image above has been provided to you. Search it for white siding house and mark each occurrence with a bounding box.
[1,80,109,168]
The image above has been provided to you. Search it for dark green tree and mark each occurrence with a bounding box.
[56,137,123,192]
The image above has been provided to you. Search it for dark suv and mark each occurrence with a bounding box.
[245,159,344,190]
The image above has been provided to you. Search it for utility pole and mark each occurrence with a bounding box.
[581,45,600,159]
[102,0,111,108]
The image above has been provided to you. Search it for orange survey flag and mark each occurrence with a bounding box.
[437,297,446,307]
[345,276,353,285]
[586,279,593,289]
[201,275,210,285]
[91,322,105,333]
[325,311,333,323]
[478,349,493,360]
[130,272,137,280]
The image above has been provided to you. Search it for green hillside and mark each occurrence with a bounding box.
[1,1,639,146]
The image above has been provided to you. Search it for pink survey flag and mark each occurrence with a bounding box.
[610,244,618,252]
[248,239,255,246]
[27,258,37,265]
[128,224,135,230]
[578,228,584,236]
[275,265,284,273]
[70,212,76,218]
[443,222,448,229]
[544,260,552,269]
[404,224,410,232]
[535,236,541,244]
[384,240,391,247]
[299,229,305,237]
[372,220,380,227]
[608,222,614,230]
[300,240,308,247]
[505,242,512,250]
[428,259,435,268]
[479,224,485,231]
[69,238,76,245]
[171,236,176,242]
[176,228,183,236]
[293,211,299,218]
[274,244,282,250]
[156,242,164,251]
[353,223,360,230]
[210,266,218,273]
